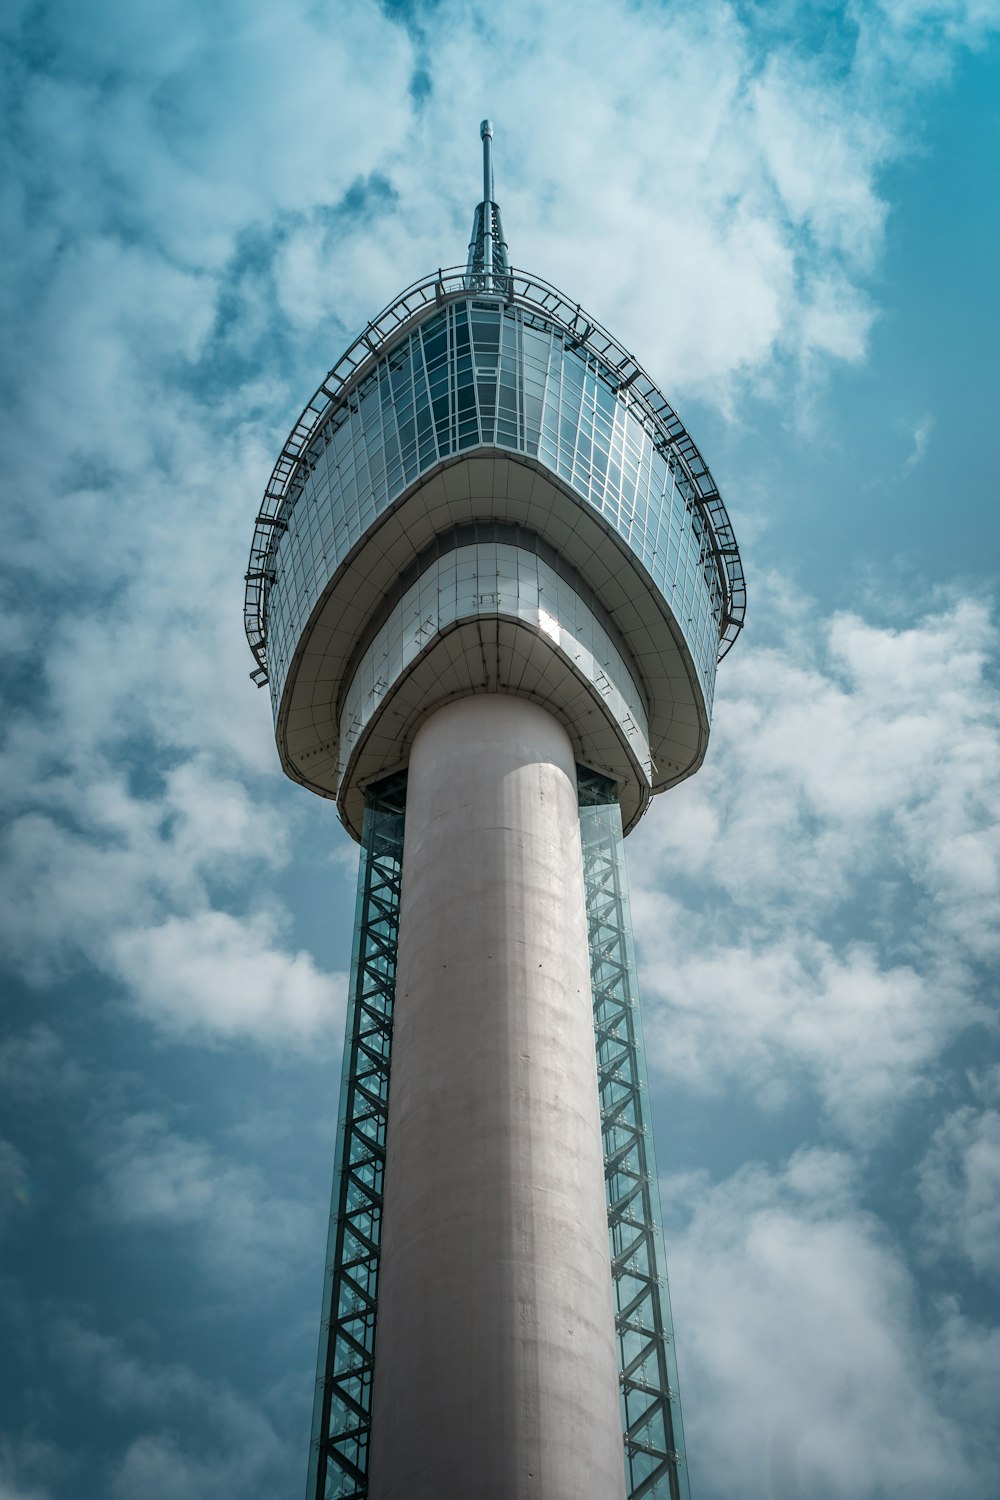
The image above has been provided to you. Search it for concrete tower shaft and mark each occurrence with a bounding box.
[369,696,624,1499]
[244,125,745,1500]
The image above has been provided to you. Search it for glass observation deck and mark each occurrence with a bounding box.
[244,267,745,730]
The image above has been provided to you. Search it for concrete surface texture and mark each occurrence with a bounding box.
[368,694,626,1500]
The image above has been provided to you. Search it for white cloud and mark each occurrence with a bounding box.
[0,758,344,1049]
[902,412,934,473]
[5,0,414,273]
[0,1439,55,1500]
[50,1319,292,1500]
[664,1150,999,1499]
[858,0,1000,83]
[919,1105,1000,1279]
[631,593,1000,1135]
[0,1483,45,1500]
[109,1434,273,1500]
[0,1026,83,1102]
[109,909,347,1049]
[95,1112,319,1280]
[638,926,953,1133]
[0,1473,47,1500]
[934,1296,1000,1437]
[0,1141,29,1235]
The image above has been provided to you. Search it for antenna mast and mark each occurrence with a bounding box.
[481,119,494,287]
[467,119,509,292]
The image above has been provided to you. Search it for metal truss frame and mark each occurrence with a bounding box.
[308,767,688,1500]
[306,772,406,1500]
[579,767,690,1500]
[244,263,745,685]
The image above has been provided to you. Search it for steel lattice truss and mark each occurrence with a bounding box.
[309,769,688,1500]
[579,769,690,1500]
[307,774,406,1500]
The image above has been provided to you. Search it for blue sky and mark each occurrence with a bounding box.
[1,2,999,1497]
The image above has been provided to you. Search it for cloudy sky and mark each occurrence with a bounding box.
[1,1,998,1496]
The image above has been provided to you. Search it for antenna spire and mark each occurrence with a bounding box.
[467,120,509,293]
[482,118,494,205]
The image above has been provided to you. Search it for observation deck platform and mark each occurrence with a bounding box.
[245,268,745,838]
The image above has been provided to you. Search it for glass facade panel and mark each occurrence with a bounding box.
[264,298,723,718]
[337,542,652,786]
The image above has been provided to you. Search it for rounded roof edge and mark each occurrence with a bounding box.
[244,265,746,688]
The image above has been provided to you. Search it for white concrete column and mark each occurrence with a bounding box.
[368,695,625,1500]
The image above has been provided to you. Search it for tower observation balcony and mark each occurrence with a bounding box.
[246,122,745,1500]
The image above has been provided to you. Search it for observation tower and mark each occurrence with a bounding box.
[245,122,745,1500]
